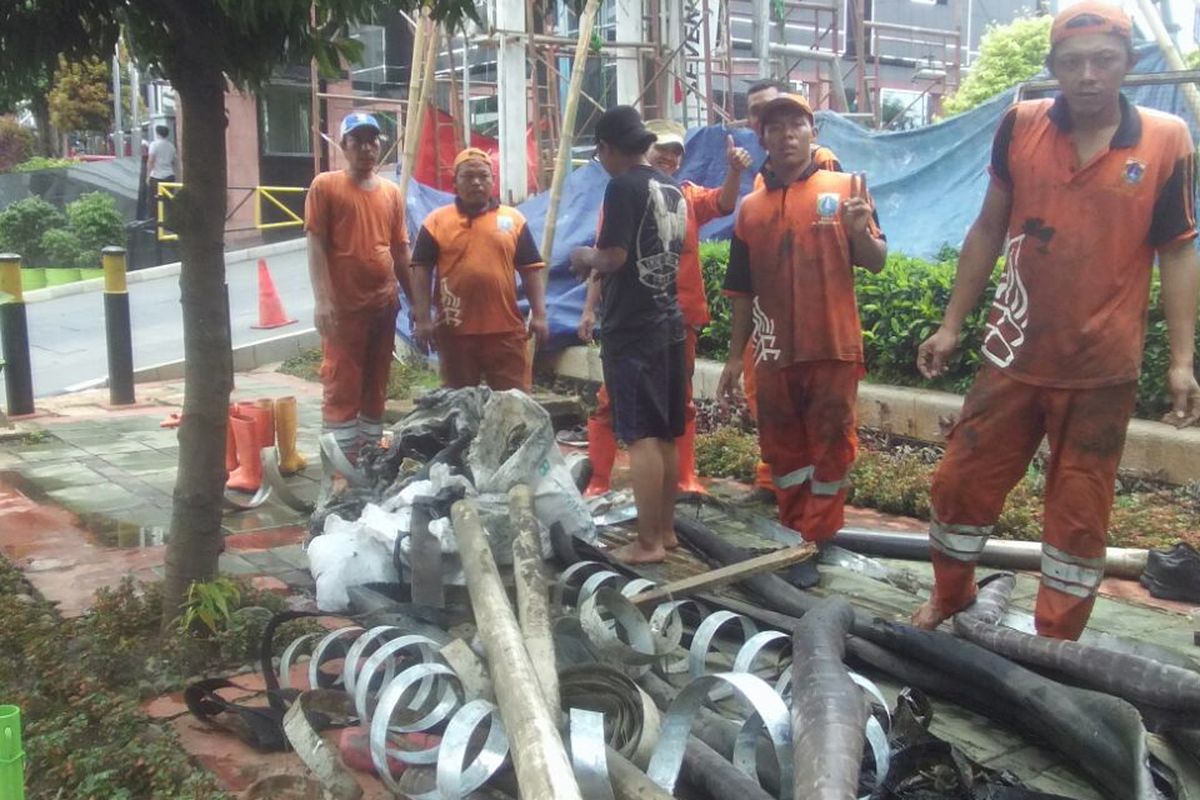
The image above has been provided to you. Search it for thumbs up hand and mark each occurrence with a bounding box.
[726,134,752,173]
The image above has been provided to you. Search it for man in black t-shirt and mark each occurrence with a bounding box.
[571,105,688,564]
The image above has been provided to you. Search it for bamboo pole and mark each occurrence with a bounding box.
[399,13,438,200]
[509,485,560,722]
[1134,0,1200,128]
[451,499,583,800]
[540,0,602,263]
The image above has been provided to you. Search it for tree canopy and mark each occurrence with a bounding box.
[942,15,1053,116]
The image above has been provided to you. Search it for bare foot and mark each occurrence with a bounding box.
[663,530,679,550]
[612,541,667,564]
[910,599,952,630]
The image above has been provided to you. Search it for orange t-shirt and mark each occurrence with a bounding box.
[303,171,408,313]
[678,182,729,327]
[985,96,1197,388]
[753,144,842,191]
[725,165,882,368]
[410,201,545,336]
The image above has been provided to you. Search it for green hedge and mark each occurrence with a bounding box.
[696,241,1195,420]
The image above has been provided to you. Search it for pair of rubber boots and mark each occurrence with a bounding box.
[583,416,706,497]
[226,396,307,493]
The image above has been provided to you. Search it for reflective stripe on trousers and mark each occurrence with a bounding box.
[774,465,848,496]
[928,515,993,562]
[1040,542,1104,599]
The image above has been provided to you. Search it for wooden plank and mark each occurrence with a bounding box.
[627,544,816,607]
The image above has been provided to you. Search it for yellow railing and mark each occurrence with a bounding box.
[156,183,308,241]
[254,186,307,231]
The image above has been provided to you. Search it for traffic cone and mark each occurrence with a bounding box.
[250,258,297,329]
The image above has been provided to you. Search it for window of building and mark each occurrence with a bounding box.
[261,84,312,157]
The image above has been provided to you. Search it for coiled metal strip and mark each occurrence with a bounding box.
[368,662,464,796]
[732,630,791,678]
[648,599,707,674]
[342,625,401,697]
[307,626,364,690]
[570,708,617,800]
[353,634,442,726]
[431,699,511,800]
[646,671,793,799]
[277,632,321,690]
[579,587,662,673]
[553,560,612,608]
[619,578,658,598]
[688,611,759,679]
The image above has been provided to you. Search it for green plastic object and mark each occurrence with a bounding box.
[0,705,25,800]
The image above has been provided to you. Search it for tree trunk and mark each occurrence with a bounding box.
[159,65,233,629]
[28,91,56,157]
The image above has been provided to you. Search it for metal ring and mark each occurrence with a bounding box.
[688,611,759,680]
[342,625,401,697]
[554,560,611,608]
[620,578,658,598]
[278,632,321,690]
[369,664,464,794]
[307,626,364,690]
[733,630,791,678]
[646,672,793,799]
[433,699,511,800]
[860,715,891,800]
[648,599,707,674]
[262,447,314,513]
[848,671,891,729]
[353,634,441,725]
[320,432,368,487]
[578,570,625,604]
[570,708,616,800]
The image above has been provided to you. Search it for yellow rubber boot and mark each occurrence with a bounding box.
[275,396,308,475]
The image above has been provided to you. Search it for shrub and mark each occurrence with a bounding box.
[14,155,78,172]
[697,240,732,360]
[695,425,760,483]
[40,227,84,267]
[0,196,67,266]
[0,116,35,173]
[66,191,125,267]
[941,15,1053,116]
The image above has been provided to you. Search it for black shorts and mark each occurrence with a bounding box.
[602,340,687,443]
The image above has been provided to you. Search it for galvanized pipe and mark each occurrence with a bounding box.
[510,484,560,722]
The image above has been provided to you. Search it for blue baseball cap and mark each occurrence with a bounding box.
[340,112,381,140]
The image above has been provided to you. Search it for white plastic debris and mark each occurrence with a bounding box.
[306,513,400,612]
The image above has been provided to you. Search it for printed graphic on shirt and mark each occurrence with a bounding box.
[752,297,781,365]
[983,232,1031,368]
[439,279,463,328]
[635,179,687,294]
[1123,158,1146,184]
[817,192,840,219]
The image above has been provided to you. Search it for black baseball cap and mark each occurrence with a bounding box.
[595,105,656,153]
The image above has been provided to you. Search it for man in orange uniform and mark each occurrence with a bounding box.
[912,3,1200,640]
[410,148,549,392]
[717,94,887,587]
[743,79,843,501]
[305,112,410,462]
[579,121,752,496]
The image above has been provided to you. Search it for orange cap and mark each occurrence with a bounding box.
[1051,1,1133,47]
[758,93,814,128]
[453,147,492,171]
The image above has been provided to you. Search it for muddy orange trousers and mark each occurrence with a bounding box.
[321,303,398,450]
[928,367,1136,640]
[435,329,531,392]
[756,361,860,543]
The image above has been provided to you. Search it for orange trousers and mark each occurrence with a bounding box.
[756,361,860,543]
[742,340,774,489]
[435,329,531,392]
[321,303,398,450]
[928,367,1136,640]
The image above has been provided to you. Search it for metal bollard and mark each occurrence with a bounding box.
[102,246,135,405]
[0,254,34,416]
[0,705,24,800]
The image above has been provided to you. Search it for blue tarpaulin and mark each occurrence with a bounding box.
[399,44,1197,348]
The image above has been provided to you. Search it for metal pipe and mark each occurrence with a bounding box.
[102,247,135,406]
[832,528,1149,579]
[480,30,661,49]
[510,485,560,722]
[1134,0,1200,125]
[0,254,33,416]
[450,499,583,800]
[863,19,959,38]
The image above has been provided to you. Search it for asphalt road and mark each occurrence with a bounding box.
[7,240,315,398]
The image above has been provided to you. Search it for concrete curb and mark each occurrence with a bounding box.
[21,237,308,304]
[69,328,320,390]
[552,345,1200,485]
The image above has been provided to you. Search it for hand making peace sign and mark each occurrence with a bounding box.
[840,172,872,237]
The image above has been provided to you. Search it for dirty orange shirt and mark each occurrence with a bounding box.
[752,145,842,192]
[985,96,1197,388]
[410,200,545,336]
[304,171,408,313]
[725,164,882,368]
[678,182,729,327]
